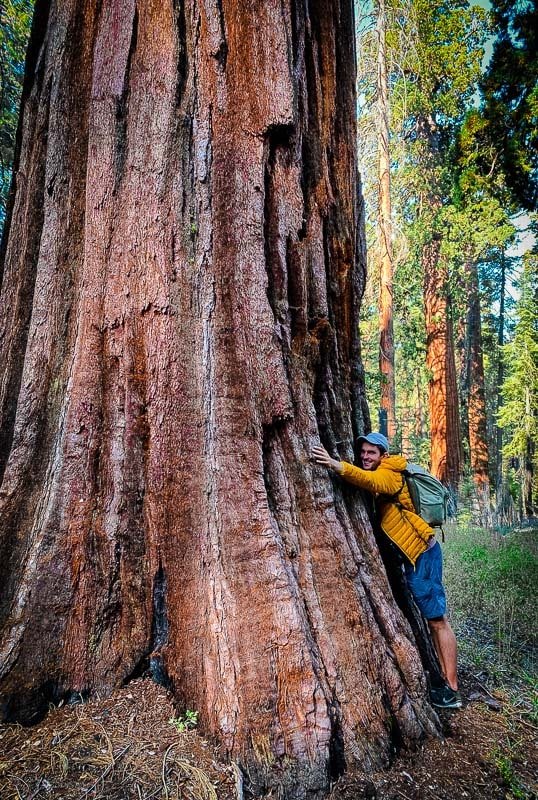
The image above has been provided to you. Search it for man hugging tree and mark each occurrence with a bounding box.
[313,432,461,709]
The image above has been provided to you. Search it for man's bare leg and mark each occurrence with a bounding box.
[428,616,458,691]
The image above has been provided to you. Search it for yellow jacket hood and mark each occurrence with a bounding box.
[381,454,407,472]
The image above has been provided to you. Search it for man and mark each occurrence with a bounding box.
[312,432,461,710]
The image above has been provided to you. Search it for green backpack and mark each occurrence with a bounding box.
[397,463,450,528]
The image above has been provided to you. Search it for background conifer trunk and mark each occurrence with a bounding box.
[375,0,396,439]
[465,259,492,525]
[424,239,462,491]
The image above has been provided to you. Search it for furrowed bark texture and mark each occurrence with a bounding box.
[423,241,462,491]
[0,1,439,796]
[375,0,396,440]
[456,257,491,525]
[465,259,491,526]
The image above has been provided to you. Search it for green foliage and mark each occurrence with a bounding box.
[0,0,33,229]
[442,109,517,263]
[497,255,538,511]
[481,0,538,211]
[443,523,538,673]
[490,746,529,800]
[169,710,199,733]
[357,0,492,459]
[498,257,538,450]
[457,540,536,596]
[391,0,489,129]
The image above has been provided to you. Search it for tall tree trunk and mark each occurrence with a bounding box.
[455,289,469,463]
[465,259,492,527]
[423,240,462,491]
[416,114,461,493]
[415,373,425,441]
[400,404,412,460]
[495,249,511,523]
[0,0,438,797]
[523,424,535,517]
[376,0,396,439]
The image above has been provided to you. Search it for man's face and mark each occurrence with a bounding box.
[360,443,385,470]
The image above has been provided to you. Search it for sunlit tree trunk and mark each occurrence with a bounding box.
[423,239,462,491]
[0,0,439,796]
[375,0,396,439]
[465,258,492,526]
[455,293,469,460]
[416,113,461,493]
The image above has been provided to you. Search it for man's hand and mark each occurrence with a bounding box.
[312,445,343,474]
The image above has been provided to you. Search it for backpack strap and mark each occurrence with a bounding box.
[387,474,407,509]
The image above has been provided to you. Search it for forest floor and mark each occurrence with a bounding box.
[1,524,536,799]
[0,670,536,800]
[329,667,538,799]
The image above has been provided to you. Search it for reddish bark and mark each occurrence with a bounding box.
[0,0,439,795]
[465,260,492,526]
[423,240,462,490]
[376,0,396,439]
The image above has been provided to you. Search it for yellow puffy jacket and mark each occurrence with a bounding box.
[340,455,433,565]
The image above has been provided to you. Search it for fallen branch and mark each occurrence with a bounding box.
[472,677,498,700]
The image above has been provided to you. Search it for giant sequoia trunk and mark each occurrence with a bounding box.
[456,256,491,525]
[375,0,396,439]
[416,114,461,493]
[423,239,462,491]
[0,1,439,796]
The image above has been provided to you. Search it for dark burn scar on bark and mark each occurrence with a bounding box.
[172,0,188,107]
[149,565,171,688]
[312,320,349,459]
[286,237,306,337]
[0,682,53,727]
[212,0,228,69]
[121,564,170,689]
[265,122,295,149]
[113,6,138,190]
[263,122,297,332]
[328,699,346,780]
[261,423,279,528]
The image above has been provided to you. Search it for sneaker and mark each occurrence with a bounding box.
[430,685,462,709]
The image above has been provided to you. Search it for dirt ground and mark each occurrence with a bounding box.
[0,674,536,800]
[329,670,538,799]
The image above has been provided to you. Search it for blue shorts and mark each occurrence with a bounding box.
[404,541,447,620]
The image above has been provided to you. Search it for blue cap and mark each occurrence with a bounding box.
[357,432,389,453]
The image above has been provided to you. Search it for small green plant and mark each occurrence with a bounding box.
[490,747,527,800]
[169,709,199,733]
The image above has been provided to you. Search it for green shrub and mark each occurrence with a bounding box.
[442,523,537,677]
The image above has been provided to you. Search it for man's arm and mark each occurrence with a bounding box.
[339,461,402,494]
[312,445,403,494]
